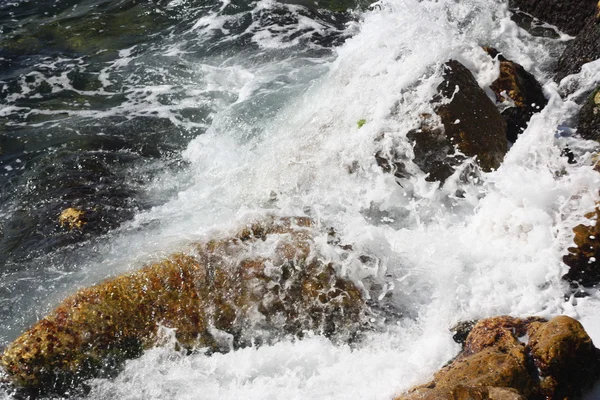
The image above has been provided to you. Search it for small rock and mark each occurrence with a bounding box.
[58,207,86,230]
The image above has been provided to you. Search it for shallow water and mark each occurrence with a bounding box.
[1,0,600,398]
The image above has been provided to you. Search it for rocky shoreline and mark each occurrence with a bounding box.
[1,0,600,398]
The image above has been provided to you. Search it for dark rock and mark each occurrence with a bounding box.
[485,47,548,142]
[408,60,507,182]
[577,87,600,141]
[510,10,560,38]
[395,316,600,400]
[450,320,477,345]
[508,0,597,36]
[563,205,600,287]
[0,217,367,397]
[555,16,600,82]
[407,121,463,183]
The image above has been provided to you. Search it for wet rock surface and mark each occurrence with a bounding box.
[563,205,600,287]
[577,87,600,142]
[555,16,600,82]
[485,47,548,143]
[409,60,508,182]
[395,316,600,400]
[508,0,597,36]
[0,217,367,397]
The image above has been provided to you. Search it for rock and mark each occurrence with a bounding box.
[450,320,477,345]
[0,217,366,397]
[509,10,561,38]
[577,87,600,142]
[395,316,600,400]
[58,208,86,230]
[563,205,600,287]
[408,60,507,182]
[484,47,548,143]
[508,0,597,36]
[528,316,599,398]
[555,16,600,81]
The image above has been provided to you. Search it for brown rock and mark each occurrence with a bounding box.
[395,316,600,400]
[408,60,507,182]
[0,217,366,397]
[528,315,600,398]
[563,206,600,286]
[58,207,87,230]
[484,47,548,143]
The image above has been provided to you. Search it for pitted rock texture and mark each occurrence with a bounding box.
[395,316,600,400]
[0,217,366,397]
[485,47,548,143]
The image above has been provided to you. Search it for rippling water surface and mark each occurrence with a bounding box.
[1,0,600,398]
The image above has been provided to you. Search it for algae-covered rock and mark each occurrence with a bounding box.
[577,87,600,142]
[408,60,507,182]
[563,205,600,286]
[395,316,600,400]
[484,47,548,143]
[0,217,366,397]
[58,207,86,230]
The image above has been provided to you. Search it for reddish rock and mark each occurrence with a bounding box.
[484,47,548,143]
[563,206,600,286]
[395,316,600,400]
[0,217,366,397]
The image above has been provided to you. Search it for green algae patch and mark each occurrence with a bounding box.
[0,217,366,397]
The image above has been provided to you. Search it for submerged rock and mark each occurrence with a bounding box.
[408,60,507,182]
[508,0,597,36]
[577,87,600,142]
[395,316,600,400]
[0,217,366,397]
[484,47,548,143]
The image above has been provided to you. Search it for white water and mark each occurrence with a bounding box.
[4,0,600,398]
